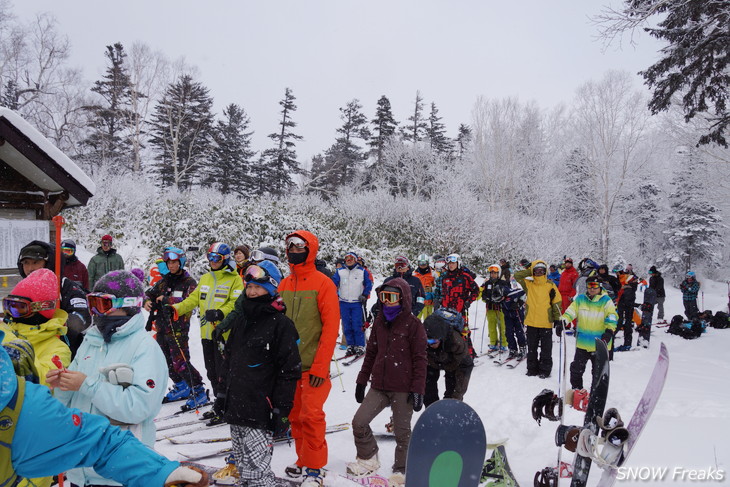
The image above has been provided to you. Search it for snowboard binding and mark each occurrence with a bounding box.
[534,466,558,487]
[554,424,581,452]
[565,388,590,411]
[532,389,563,425]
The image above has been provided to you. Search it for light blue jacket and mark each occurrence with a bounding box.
[0,329,177,487]
[55,312,168,487]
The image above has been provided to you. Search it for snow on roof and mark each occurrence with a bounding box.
[0,107,95,206]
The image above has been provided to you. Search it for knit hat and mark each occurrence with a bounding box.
[234,244,251,259]
[101,234,113,242]
[130,268,146,283]
[649,265,658,274]
[249,260,282,297]
[92,270,145,315]
[11,268,59,319]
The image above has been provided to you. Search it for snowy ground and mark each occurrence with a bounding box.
[153,280,730,486]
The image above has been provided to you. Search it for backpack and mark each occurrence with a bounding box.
[710,311,729,329]
[667,315,685,336]
[431,307,465,332]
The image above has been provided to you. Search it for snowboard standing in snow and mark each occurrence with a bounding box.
[570,339,610,487]
[596,343,669,487]
[405,398,487,487]
[481,445,520,486]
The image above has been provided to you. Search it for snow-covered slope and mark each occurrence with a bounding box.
[153,281,730,486]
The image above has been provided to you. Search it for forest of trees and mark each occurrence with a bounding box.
[1,1,727,279]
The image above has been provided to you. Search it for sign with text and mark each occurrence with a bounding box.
[0,220,49,269]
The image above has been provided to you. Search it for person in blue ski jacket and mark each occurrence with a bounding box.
[332,251,373,356]
[47,270,169,487]
[0,326,208,487]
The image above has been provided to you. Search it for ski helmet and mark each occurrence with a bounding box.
[686,271,696,278]
[417,254,430,266]
[394,256,409,268]
[487,264,500,274]
[162,246,187,269]
[208,242,231,264]
[445,253,460,264]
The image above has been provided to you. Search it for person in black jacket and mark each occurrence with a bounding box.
[17,240,91,358]
[382,256,426,317]
[213,260,301,486]
[615,275,638,351]
[648,266,666,322]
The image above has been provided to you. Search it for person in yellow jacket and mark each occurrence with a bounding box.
[172,242,243,413]
[514,260,562,379]
[1,268,71,487]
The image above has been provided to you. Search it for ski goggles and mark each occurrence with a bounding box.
[2,296,57,319]
[378,290,401,304]
[445,254,459,263]
[87,293,143,316]
[207,252,225,263]
[532,267,547,275]
[243,265,278,287]
[163,250,184,262]
[586,281,602,289]
[250,249,280,264]
[427,338,439,346]
[61,247,75,256]
[286,236,307,250]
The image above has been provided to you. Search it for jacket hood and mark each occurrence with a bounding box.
[375,277,412,316]
[286,230,319,271]
[85,311,145,344]
[423,313,450,342]
[9,308,68,340]
[18,240,60,278]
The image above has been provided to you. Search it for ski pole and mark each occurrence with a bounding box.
[332,354,345,392]
[480,304,487,355]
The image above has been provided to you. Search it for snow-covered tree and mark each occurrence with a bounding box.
[212,103,256,196]
[257,87,302,196]
[426,102,452,155]
[454,123,472,160]
[369,95,399,168]
[400,90,428,143]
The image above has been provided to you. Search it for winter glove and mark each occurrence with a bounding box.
[355,383,366,404]
[409,392,424,412]
[270,408,291,437]
[99,363,134,387]
[205,309,224,322]
[212,394,227,417]
[554,321,562,337]
[359,294,368,304]
[601,330,613,344]
[164,465,208,487]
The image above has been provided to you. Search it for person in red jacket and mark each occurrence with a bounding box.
[61,239,89,290]
[558,258,579,313]
[278,231,340,487]
[348,278,427,487]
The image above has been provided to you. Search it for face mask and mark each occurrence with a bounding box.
[287,249,308,265]
[383,305,402,321]
[95,315,132,343]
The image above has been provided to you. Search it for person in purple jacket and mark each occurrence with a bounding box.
[348,278,427,487]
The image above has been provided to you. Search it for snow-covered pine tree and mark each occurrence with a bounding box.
[400,90,428,143]
[369,95,399,168]
[426,102,452,156]
[212,103,256,196]
[81,43,136,173]
[454,123,472,160]
[148,74,215,190]
[257,87,302,196]
[661,146,725,275]
[623,180,661,258]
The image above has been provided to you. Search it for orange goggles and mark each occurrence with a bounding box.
[586,282,602,289]
[378,290,401,304]
[87,293,143,316]
[2,295,57,319]
[61,247,75,256]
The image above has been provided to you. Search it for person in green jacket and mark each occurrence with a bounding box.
[171,242,243,415]
[88,235,125,289]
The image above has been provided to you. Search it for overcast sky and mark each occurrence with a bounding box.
[12,1,664,163]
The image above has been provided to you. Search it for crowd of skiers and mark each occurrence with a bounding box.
[1,231,715,487]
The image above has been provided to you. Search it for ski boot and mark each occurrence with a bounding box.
[180,384,209,412]
[301,467,325,486]
[162,380,190,403]
[212,454,239,485]
[346,455,380,477]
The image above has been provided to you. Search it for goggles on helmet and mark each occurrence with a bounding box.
[250,249,280,264]
[61,247,74,256]
[379,290,401,304]
[533,267,547,276]
[2,296,57,319]
[163,250,184,262]
[207,252,225,263]
[488,265,500,273]
[586,281,602,289]
[445,254,459,263]
[286,236,307,250]
[244,265,278,287]
[427,338,439,345]
[87,293,143,316]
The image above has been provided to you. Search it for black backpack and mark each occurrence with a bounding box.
[667,315,685,336]
[711,311,729,329]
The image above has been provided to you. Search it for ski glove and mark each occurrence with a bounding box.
[359,295,368,304]
[204,309,224,323]
[554,321,562,337]
[601,330,613,344]
[270,408,290,437]
[99,363,134,387]
[212,394,227,416]
[164,465,208,487]
[355,383,366,403]
[409,392,424,412]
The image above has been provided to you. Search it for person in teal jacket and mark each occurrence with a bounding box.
[0,325,208,487]
[560,276,618,391]
[47,270,169,487]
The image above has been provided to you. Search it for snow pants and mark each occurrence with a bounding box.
[352,388,412,474]
[340,301,366,347]
[289,371,332,470]
[424,364,473,407]
[487,309,507,347]
[684,299,699,320]
[231,424,276,487]
[569,347,596,390]
[503,308,526,351]
[526,327,552,376]
[202,337,225,397]
[157,329,203,387]
[418,304,434,321]
[655,297,665,320]
[616,305,634,347]
[638,305,654,347]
